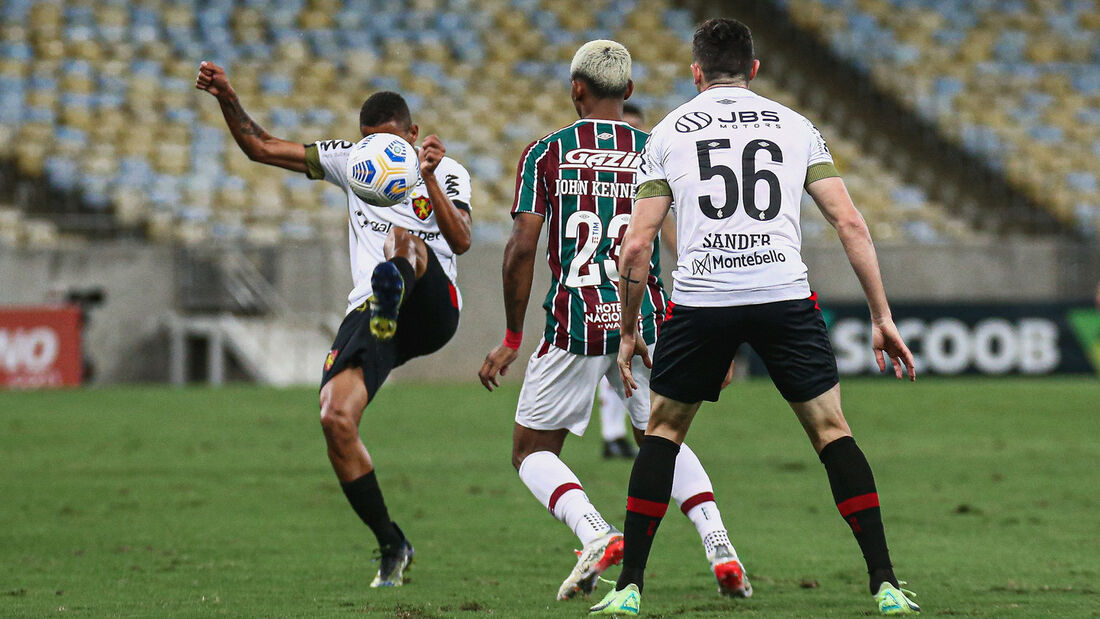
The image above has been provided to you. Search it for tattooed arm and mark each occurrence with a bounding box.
[616,194,672,396]
[195,61,307,173]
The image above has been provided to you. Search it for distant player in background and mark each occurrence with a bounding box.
[197,61,473,589]
[478,40,750,602]
[594,102,649,460]
[591,19,919,616]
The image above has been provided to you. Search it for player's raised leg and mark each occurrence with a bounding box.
[319,367,413,587]
[369,228,430,340]
[791,385,918,613]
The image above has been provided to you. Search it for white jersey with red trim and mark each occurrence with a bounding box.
[638,86,834,307]
[305,139,471,314]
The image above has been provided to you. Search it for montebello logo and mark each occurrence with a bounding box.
[1067,309,1100,375]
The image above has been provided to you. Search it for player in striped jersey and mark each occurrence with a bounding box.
[478,41,750,602]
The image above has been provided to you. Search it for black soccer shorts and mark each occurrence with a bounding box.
[320,248,460,396]
[650,294,839,404]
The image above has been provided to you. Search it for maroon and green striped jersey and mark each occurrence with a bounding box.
[511,118,666,356]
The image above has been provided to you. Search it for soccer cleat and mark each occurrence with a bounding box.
[589,583,641,616]
[370,523,414,588]
[602,437,638,460]
[368,261,405,340]
[875,581,920,615]
[557,531,624,600]
[709,545,752,598]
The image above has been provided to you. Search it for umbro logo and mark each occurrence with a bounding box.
[444,173,460,196]
[716,98,736,104]
[597,132,614,140]
[708,141,721,147]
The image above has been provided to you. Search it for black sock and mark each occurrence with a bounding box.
[616,435,680,593]
[818,436,897,594]
[390,256,417,299]
[340,471,403,549]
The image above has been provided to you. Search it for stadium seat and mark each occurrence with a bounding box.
[0,0,1009,244]
[784,0,1100,236]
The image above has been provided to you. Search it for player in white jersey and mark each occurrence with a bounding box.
[197,62,472,589]
[592,20,921,617]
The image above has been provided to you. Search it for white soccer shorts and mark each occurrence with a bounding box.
[514,342,651,436]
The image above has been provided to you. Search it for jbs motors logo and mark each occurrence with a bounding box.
[560,149,642,172]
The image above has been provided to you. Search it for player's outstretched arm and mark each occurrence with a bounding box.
[418,135,471,254]
[478,213,543,391]
[195,61,307,173]
[616,195,671,396]
[807,177,915,381]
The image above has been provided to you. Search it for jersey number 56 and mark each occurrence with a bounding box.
[696,139,783,221]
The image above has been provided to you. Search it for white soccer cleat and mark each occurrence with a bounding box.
[557,531,624,600]
[709,544,752,598]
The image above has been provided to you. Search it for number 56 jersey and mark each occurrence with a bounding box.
[638,86,838,307]
[512,119,666,356]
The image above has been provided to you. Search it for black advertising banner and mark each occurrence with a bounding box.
[746,303,1100,377]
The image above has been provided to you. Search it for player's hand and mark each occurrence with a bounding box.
[617,330,652,398]
[195,61,232,98]
[478,344,518,392]
[872,318,916,381]
[418,134,445,176]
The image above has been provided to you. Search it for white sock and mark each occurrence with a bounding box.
[518,450,612,546]
[597,379,628,442]
[671,443,738,559]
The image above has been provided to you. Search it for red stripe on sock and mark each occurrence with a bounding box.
[680,491,715,515]
[548,482,583,514]
[627,496,669,518]
[837,492,879,518]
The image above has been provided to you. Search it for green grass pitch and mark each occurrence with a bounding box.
[1,378,1098,617]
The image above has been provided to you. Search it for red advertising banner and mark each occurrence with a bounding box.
[0,306,82,388]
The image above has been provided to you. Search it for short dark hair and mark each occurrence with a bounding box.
[623,102,644,121]
[359,91,412,129]
[692,18,755,83]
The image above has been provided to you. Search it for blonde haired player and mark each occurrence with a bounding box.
[479,40,751,602]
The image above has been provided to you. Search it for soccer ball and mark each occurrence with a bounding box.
[345,133,420,207]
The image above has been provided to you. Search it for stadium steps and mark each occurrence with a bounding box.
[689,0,1077,239]
[165,313,329,386]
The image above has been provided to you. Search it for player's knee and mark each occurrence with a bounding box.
[511,445,530,471]
[319,400,360,443]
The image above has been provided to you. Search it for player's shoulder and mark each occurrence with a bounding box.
[751,93,818,131]
[435,154,468,177]
[313,138,356,153]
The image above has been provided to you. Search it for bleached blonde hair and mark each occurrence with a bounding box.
[569,40,631,97]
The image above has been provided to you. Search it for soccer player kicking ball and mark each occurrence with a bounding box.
[591,19,921,617]
[478,41,751,603]
[197,62,472,588]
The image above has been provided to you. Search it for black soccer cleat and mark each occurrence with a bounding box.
[368,261,405,341]
[602,437,638,460]
[370,523,414,588]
